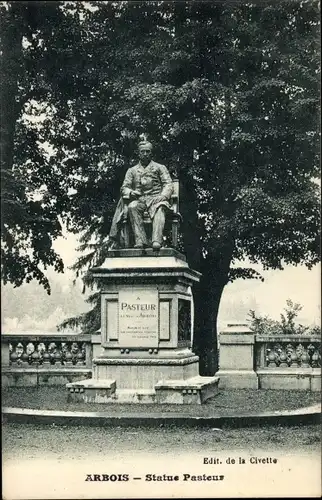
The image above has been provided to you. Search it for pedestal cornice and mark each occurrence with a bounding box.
[90,248,201,282]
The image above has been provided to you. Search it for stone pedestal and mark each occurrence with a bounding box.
[67,249,219,404]
[216,324,258,389]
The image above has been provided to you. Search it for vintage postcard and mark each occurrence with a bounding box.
[1,1,321,498]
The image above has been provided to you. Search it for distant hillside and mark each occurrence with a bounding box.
[1,272,90,332]
[2,263,320,333]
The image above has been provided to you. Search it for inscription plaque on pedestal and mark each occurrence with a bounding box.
[118,289,159,348]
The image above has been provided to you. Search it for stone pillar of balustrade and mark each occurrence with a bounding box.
[1,336,10,368]
[216,323,258,389]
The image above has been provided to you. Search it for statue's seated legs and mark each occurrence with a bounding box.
[151,207,166,249]
[128,200,166,249]
[128,199,148,248]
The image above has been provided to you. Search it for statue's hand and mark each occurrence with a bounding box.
[131,190,141,198]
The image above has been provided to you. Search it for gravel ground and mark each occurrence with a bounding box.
[2,387,321,416]
[2,421,321,461]
[3,422,321,500]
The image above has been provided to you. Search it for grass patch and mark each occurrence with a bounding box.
[2,387,321,417]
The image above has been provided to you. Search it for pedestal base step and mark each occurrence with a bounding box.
[66,376,220,405]
[66,379,116,403]
[104,389,157,404]
[155,376,220,404]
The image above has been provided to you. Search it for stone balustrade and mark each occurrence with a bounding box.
[217,325,321,391]
[255,335,321,370]
[2,328,321,392]
[1,332,94,387]
[255,334,321,391]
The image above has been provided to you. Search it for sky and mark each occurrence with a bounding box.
[1,230,320,333]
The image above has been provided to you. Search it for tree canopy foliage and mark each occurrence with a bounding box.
[1,0,320,373]
[0,1,79,291]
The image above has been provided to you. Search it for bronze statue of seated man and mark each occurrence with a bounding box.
[108,139,173,250]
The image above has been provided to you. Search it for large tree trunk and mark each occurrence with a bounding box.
[179,169,234,375]
[193,248,233,375]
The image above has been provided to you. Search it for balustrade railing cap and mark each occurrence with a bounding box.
[256,333,321,342]
[221,323,253,334]
[2,330,84,337]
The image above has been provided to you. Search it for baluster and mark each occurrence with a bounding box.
[77,342,86,365]
[26,342,35,365]
[16,342,25,366]
[279,346,288,367]
[20,342,29,365]
[303,350,310,367]
[286,344,296,367]
[10,342,17,365]
[60,342,66,365]
[48,342,57,365]
[310,347,318,368]
[316,345,321,368]
[71,342,79,365]
[32,342,40,364]
[82,342,87,365]
[300,346,310,368]
[75,342,83,365]
[296,343,304,366]
[63,342,73,366]
[60,342,65,365]
[307,344,315,368]
[8,342,13,366]
[42,342,51,366]
[37,342,46,365]
[266,347,276,367]
[290,346,297,367]
[53,342,62,365]
[274,343,283,367]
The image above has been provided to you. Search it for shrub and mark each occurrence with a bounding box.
[248,299,321,336]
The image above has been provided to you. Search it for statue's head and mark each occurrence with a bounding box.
[138,138,153,166]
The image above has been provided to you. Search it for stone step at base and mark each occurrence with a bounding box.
[155,376,220,404]
[66,375,220,405]
[66,379,116,403]
[105,388,157,404]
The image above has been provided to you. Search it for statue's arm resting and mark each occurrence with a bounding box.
[121,169,134,200]
[159,165,173,200]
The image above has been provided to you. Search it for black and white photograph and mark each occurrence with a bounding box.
[1,1,321,498]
